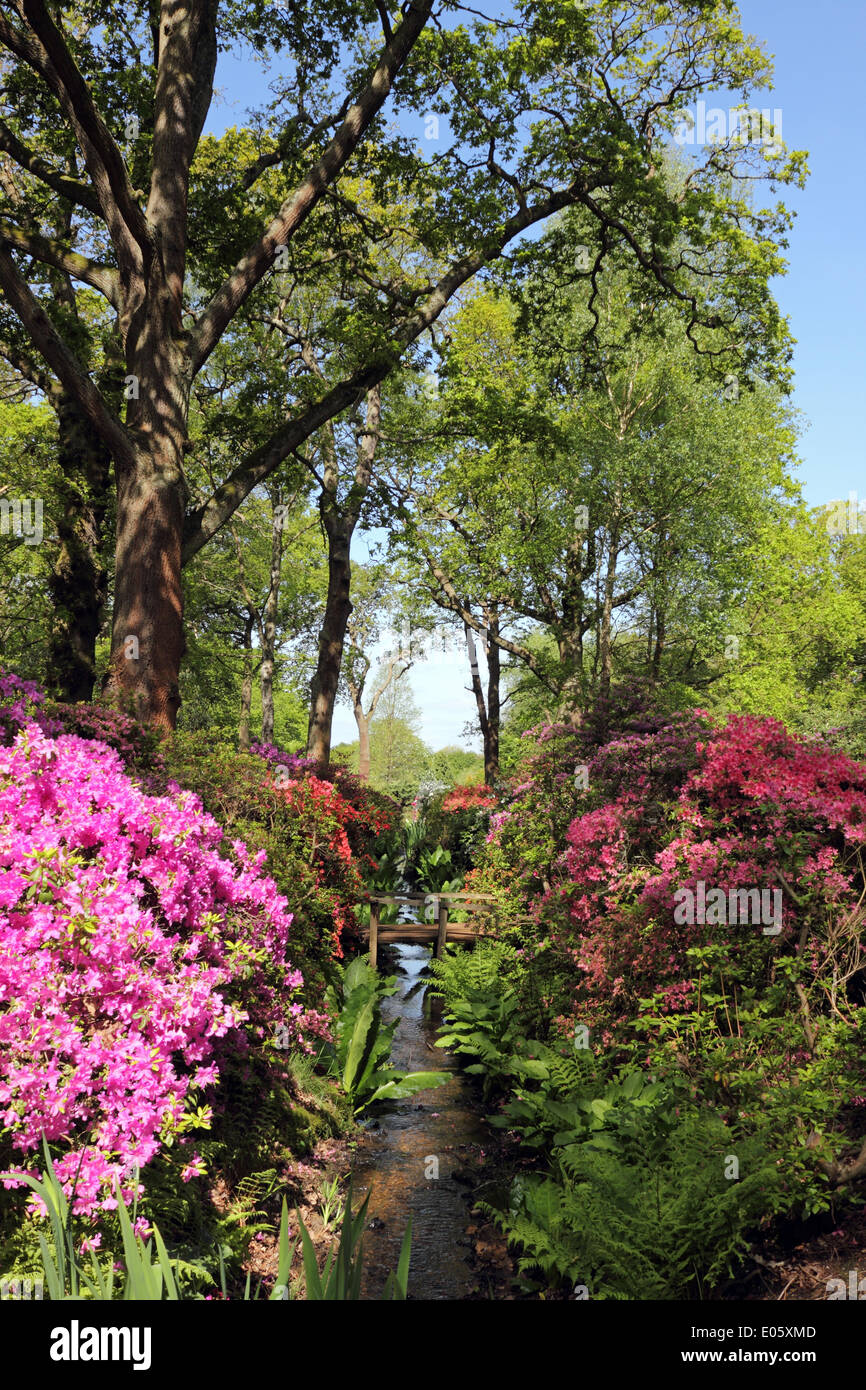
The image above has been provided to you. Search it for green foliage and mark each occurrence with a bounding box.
[390,241,805,721]
[432,951,547,1104]
[436,946,784,1299]
[3,1140,183,1301]
[429,939,525,1010]
[417,790,494,877]
[708,514,866,758]
[0,402,59,663]
[415,845,460,893]
[483,1105,779,1300]
[10,1141,410,1301]
[287,1179,412,1302]
[324,958,449,1113]
[630,960,866,1223]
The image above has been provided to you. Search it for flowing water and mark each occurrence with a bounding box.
[349,942,489,1300]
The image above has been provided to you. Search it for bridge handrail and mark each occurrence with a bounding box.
[365,892,507,904]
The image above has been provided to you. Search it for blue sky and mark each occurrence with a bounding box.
[733,0,866,510]
[208,2,865,751]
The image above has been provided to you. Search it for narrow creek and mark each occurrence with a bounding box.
[349,941,490,1299]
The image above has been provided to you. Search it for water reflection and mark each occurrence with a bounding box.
[350,943,487,1300]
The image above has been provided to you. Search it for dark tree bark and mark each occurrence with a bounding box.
[107,439,187,728]
[306,386,380,767]
[238,608,255,751]
[307,519,352,768]
[465,608,501,785]
[46,391,111,701]
[485,610,501,784]
[260,490,284,744]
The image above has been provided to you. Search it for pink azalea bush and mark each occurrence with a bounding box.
[0,669,50,742]
[551,713,866,1040]
[472,700,865,1042]
[0,715,328,1216]
[469,699,866,1219]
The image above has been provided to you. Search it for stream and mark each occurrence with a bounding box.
[349,941,490,1299]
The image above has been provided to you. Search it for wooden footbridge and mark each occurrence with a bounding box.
[360,893,529,968]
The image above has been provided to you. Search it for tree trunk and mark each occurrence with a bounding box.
[238,609,255,751]
[260,493,284,745]
[356,701,371,781]
[105,445,186,732]
[465,619,490,759]
[307,523,352,768]
[556,628,584,717]
[47,392,111,702]
[485,612,501,784]
[598,519,622,705]
[305,386,380,769]
[651,608,666,679]
[465,616,501,784]
[556,511,595,718]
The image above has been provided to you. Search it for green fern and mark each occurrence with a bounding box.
[428,939,522,1006]
[481,1108,781,1300]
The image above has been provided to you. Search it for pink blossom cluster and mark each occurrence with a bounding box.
[541,713,866,1035]
[0,720,328,1215]
[0,669,49,741]
[249,742,315,774]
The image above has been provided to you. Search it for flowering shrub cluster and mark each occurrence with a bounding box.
[441,784,497,812]
[0,683,330,1217]
[411,783,500,879]
[45,700,166,773]
[249,742,314,776]
[0,669,48,743]
[469,701,866,1223]
[153,735,397,973]
[0,668,164,772]
[267,770,376,955]
[547,713,866,1037]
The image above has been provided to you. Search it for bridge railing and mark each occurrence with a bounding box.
[361,892,529,968]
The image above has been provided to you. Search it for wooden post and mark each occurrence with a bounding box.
[436,897,448,960]
[369,902,379,970]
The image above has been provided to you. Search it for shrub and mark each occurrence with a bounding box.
[0,723,327,1216]
[483,1101,780,1299]
[549,713,866,1044]
[409,784,498,879]
[470,705,866,1232]
[150,734,398,973]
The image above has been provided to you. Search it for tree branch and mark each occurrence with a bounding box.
[1,1,151,270]
[0,221,120,306]
[189,0,434,372]
[0,120,102,213]
[0,244,133,467]
[183,179,584,560]
[0,336,62,400]
[145,0,217,308]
